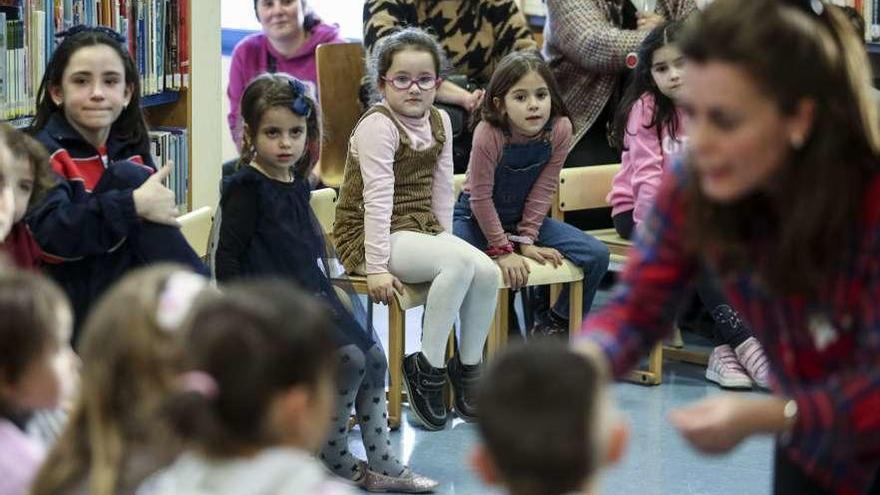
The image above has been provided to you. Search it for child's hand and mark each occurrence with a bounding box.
[366,272,404,305]
[519,244,564,268]
[668,395,786,455]
[461,89,485,113]
[133,163,179,226]
[496,253,530,290]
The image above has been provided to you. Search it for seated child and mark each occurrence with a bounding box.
[0,123,55,269]
[472,341,628,495]
[0,270,77,495]
[144,280,357,495]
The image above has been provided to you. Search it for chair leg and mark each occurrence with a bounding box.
[647,341,663,383]
[567,279,584,339]
[486,288,509,360]
[387,300,404,430]
[627,342,664,386]
[445,331,455,409]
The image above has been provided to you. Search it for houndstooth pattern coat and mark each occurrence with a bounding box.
[543,0,696,149]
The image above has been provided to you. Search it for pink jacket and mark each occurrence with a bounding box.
[607,93,685,224]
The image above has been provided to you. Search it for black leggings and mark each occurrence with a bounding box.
[774,447,880,495]
[614,209,751,348]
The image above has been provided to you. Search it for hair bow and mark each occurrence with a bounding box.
[288,79,312,117]
[56,24,127,45]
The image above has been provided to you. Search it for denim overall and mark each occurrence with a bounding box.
[452,130,609,320]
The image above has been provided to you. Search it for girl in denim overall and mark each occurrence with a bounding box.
[454,51,610,337]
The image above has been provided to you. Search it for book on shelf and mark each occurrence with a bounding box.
[150,126,189,213]
[0,0,189,121]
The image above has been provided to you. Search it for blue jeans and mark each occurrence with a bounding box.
[453,215,609,319]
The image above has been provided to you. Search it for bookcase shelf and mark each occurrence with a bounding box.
[142,90,182,108]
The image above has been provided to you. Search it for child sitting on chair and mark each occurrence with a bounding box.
[472,341,628,495]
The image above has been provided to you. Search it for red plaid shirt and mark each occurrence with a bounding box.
[581,163,880,495]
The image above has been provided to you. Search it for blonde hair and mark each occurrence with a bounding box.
[31,265,206,495]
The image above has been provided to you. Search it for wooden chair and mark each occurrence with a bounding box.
[552,165,665,385]
[315,42,365,188]
[178,206,214,259]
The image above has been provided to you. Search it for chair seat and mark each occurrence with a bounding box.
[342,274,430,311]
[498,258,583,289]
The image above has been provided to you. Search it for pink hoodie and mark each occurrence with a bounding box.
[226,23,343,148]
[607,93,686,225]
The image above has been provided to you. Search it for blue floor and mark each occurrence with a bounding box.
[355,291,775,495]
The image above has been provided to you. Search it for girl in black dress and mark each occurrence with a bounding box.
[214,74,437,493]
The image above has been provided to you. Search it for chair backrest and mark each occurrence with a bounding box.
[178,206,214,258]
[553,164,621,219]
[316,42,366,188]
[310,187,338,235]
[453,173,466,198]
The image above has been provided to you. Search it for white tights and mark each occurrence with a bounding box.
[388,231,499,368]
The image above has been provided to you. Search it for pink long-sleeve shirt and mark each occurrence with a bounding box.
[462,117,573,247]
[351,102,454,274]
[607,93,686,224]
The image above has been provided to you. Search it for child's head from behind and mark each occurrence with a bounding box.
[370,27,446,118]
[239,74,319,177]
[0,124,55,227]
[473,342,627,495]
[0,269,74,416]
[31,265,208,495]
[33,26,148,147]
[481,51,568,136]
[166,279,337,457]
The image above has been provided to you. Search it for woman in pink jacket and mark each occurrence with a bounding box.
[226,0,343,149]
[609,21,770,391]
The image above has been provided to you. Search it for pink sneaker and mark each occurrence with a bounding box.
[735,337,770,389]
[706,345,753,389]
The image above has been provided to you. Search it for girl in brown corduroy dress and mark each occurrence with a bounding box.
[334,28,499,431]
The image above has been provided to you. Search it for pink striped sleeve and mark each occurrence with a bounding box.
[355,113,400,274]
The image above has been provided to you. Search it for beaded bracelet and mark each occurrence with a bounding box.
[485,243,515,258]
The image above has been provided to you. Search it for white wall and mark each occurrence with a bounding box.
[191,1,223,209]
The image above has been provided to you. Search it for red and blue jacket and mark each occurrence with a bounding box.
[27,113,205,332]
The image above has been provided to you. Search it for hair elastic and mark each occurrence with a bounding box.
[156,272,207,332]
[178,370,219,400]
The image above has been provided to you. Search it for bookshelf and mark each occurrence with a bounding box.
[0,0,222,213]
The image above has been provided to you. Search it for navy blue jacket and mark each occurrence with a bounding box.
[27,113,206,334]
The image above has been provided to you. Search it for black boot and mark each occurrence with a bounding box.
[402,352,448,430]
[447,354,481,422]
[530,310,569,339]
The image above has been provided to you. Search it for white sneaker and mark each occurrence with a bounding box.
[735,337,771,389]
[706,345,753,389]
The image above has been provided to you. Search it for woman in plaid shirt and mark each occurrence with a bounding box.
[579,1,880,494]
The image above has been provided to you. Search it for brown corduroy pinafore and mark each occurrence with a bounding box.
[334,105,447,273]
